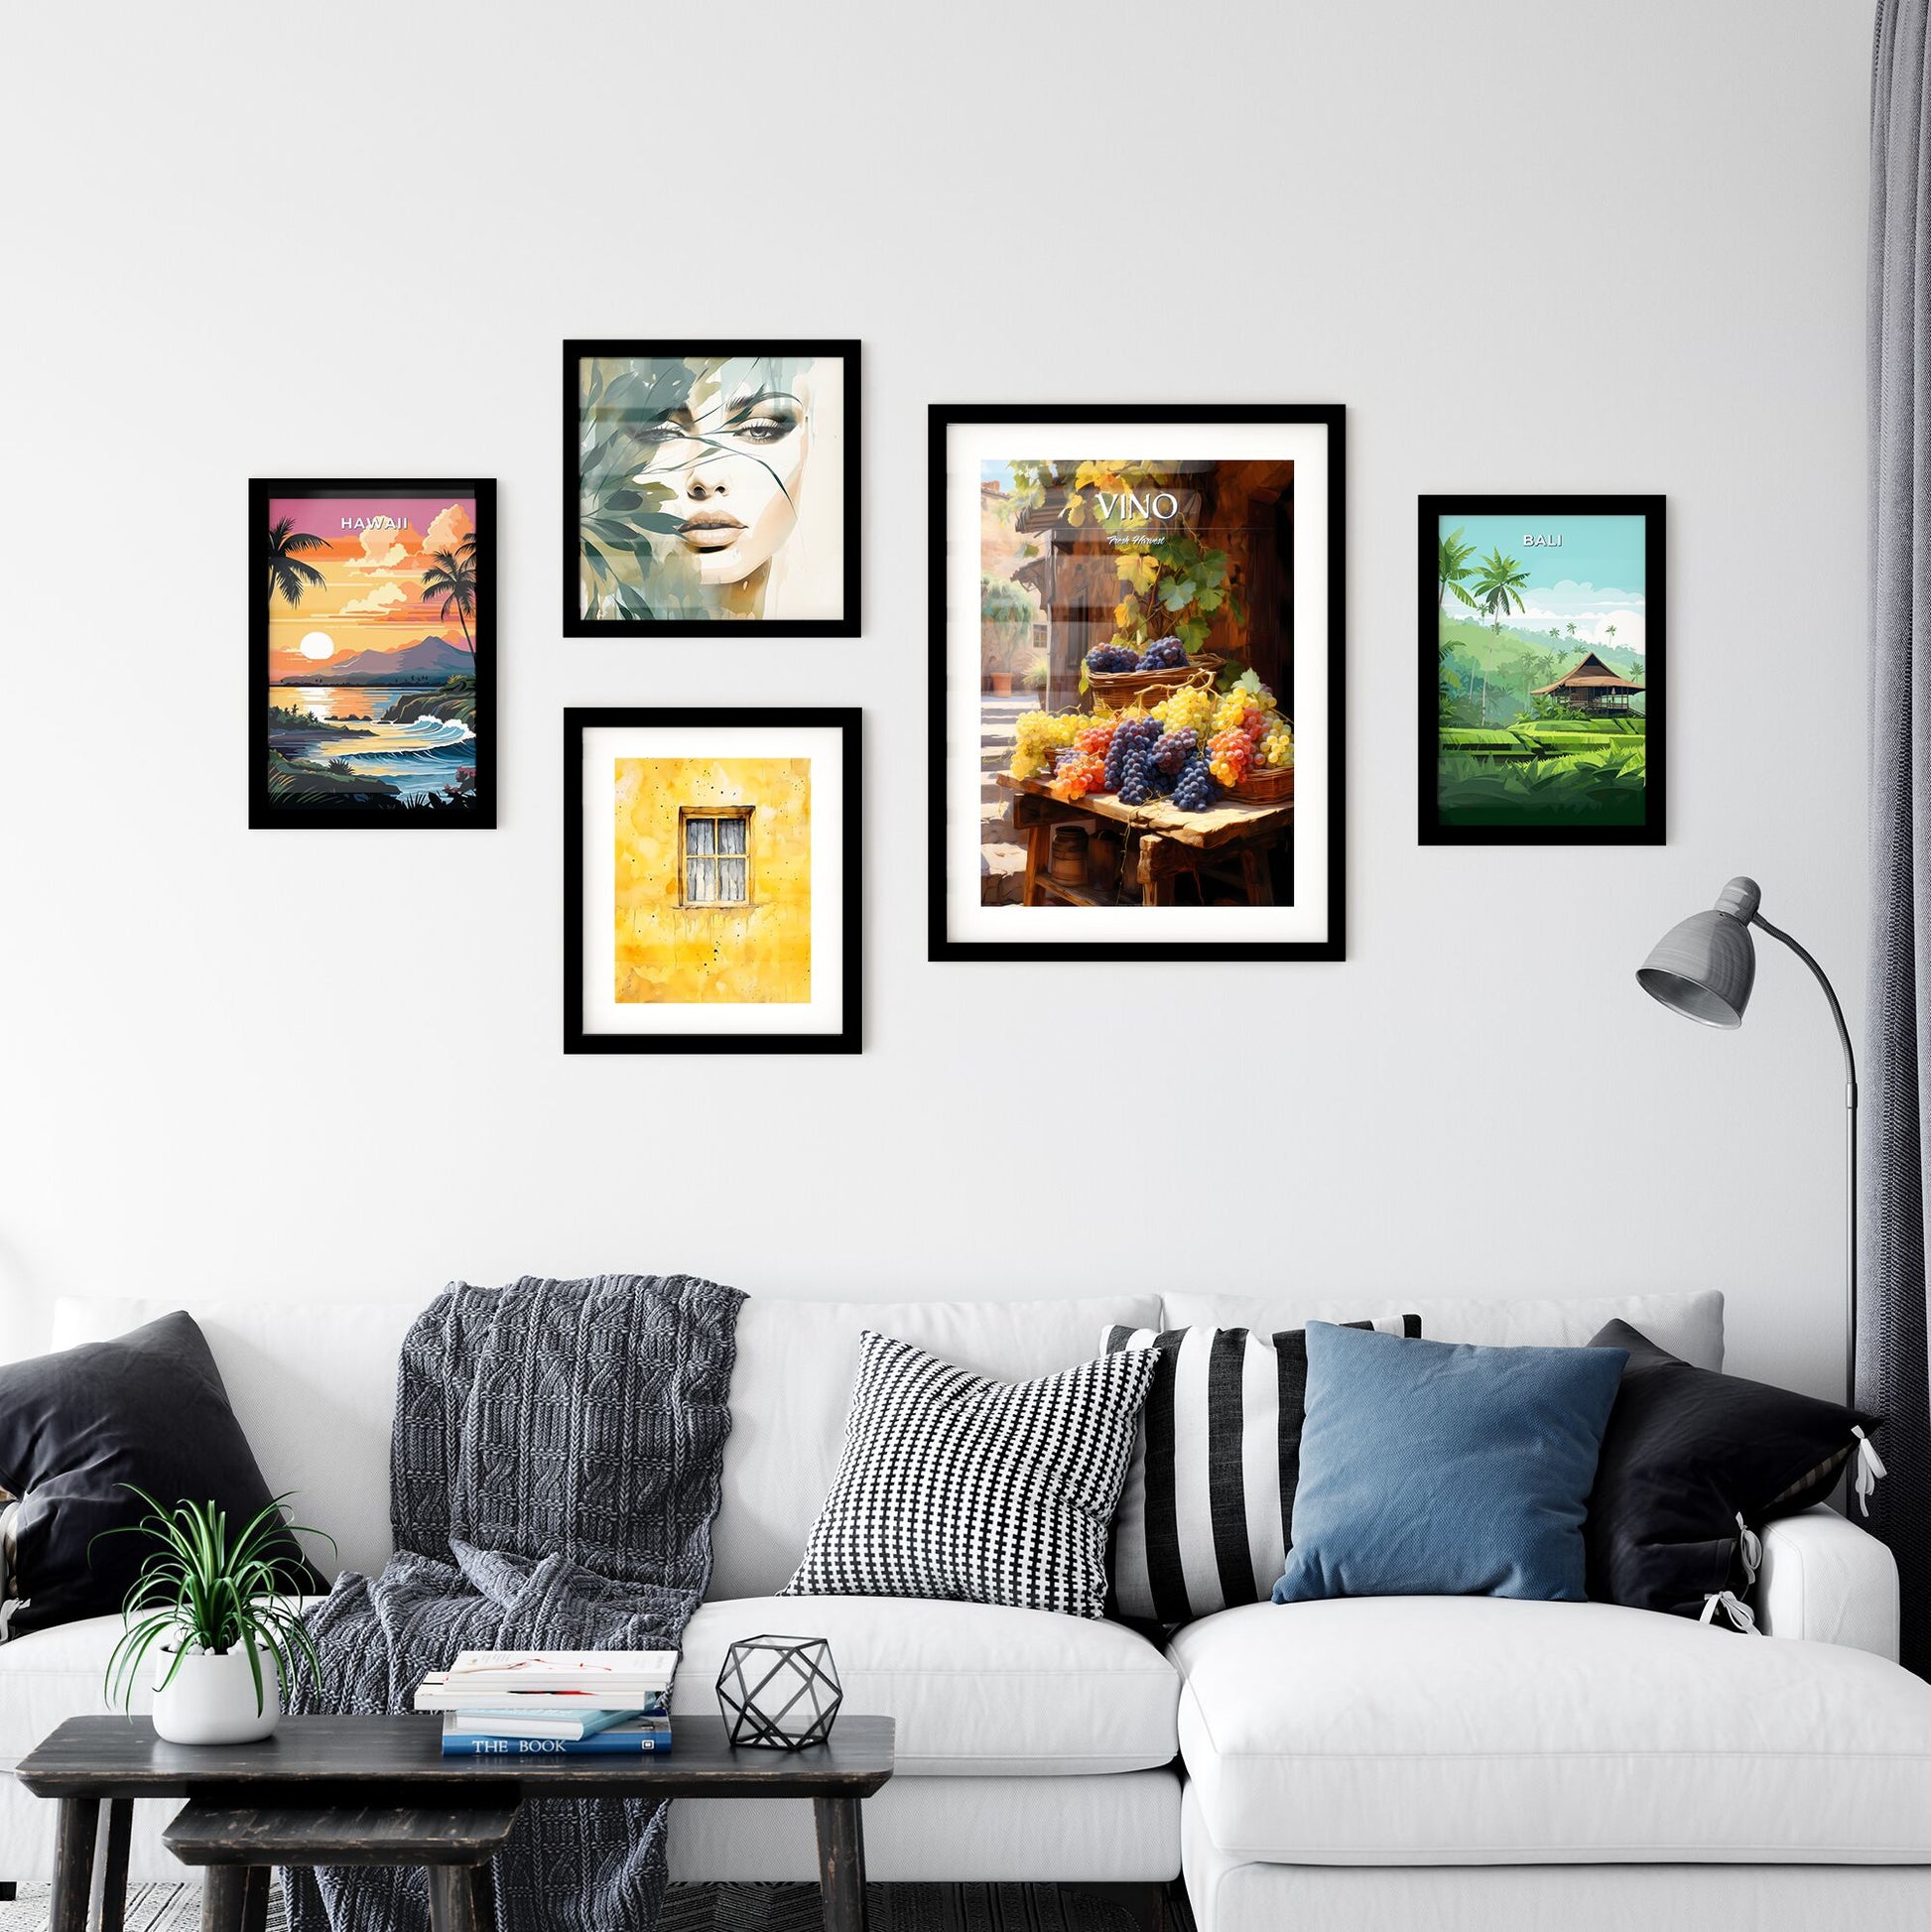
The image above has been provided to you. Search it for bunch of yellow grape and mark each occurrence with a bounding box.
[1010,709,1087,780]
[1213,689,1275,735]
[1156,686,1215,738]
[1260,719,1294,769]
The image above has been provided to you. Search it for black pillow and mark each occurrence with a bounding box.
[1583,1318,1880,1620]
[0,1312,325,1637]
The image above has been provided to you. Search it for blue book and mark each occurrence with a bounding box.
[442,1718,673,1757]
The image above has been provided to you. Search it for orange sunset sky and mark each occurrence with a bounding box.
[267,495,475,680]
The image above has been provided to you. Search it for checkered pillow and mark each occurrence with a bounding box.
[781,1330,1160,1618]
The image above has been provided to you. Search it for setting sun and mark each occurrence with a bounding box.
[298,631,335,660]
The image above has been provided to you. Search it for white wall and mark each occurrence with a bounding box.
[0,2,1871,1397]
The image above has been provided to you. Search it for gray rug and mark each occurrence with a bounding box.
[0,1882,1161,1932]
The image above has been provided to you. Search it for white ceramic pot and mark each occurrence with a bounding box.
[152,1639,280,1745]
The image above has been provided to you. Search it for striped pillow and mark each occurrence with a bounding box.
[1102,1318,1421,1624]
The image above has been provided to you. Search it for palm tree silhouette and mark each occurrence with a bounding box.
[1471,547,1533,640]
[422,547,478,656]
[1606,623,1618,650]
[267,518,328,609]
[1566,621,1577,640]
[1437,527,1479,611]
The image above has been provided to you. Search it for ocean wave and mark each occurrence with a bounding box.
[380,715,473,745]
[339,745,474,766]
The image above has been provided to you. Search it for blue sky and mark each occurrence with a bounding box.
[1441,512,1648,654]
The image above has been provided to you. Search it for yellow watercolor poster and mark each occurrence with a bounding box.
[613,757,811,1004]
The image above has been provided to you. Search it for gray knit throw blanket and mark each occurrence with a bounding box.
[286,1273,744,1932]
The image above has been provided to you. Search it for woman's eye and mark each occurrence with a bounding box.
[730,417,796,444]
[633,422,684,446]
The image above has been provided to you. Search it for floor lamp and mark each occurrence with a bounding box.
[1636,876,1859,1406]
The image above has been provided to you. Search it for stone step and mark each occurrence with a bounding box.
[979,841,1030,908]
[980,800,1014,841]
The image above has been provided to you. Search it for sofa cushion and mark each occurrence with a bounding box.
[1101,1317,1420,1625]
[781,1333,1157,1618]
[1273,1326,1627,1607]
[51,1296,428,1585]
[50,1292,1163,1604]
[1162,1292,1724,1371]
[1584,1320,1882,1619]
[677,1595,1179,1775]
[0,1313,327,1635]
[712,1295,1160,1600]
[1172,1596,1931,1863]
[1,1592,1181,1784]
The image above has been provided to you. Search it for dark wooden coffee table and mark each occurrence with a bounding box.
[16,1714,895,1932]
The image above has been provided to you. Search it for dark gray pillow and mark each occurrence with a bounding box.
[0,1312,325,1636]
[1582,1319,1880,1620]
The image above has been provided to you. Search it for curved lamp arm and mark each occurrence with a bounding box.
[1750,910,1859,1409]
[1750,912,1859,1101]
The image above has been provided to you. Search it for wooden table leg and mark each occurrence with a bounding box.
[98,1800,134,1932]
[50,1798,98,1932]
[1021,822,1049,907]
[426,1866,492,1932]
[238,1867,272,1932]
[812,1795,867,1932]
[199,1867,252,1932]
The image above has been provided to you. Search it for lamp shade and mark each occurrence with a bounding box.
[1635,876,1760,1029]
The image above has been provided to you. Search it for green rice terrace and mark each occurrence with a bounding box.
[1437,716,1647,827]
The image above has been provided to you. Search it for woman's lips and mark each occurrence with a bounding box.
[678,513,744,550]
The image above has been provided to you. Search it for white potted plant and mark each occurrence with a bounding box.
[101,1490,329,1745]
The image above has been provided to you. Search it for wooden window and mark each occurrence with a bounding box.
[680,808,753,908]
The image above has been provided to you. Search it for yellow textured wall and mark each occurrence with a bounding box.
[613,757,812,1004]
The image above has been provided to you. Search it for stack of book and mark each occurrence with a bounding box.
[415,1649,676,1757]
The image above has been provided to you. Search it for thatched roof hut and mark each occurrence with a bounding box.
[1531,650,1644,713]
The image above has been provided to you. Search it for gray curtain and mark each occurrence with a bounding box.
[1867,0,1931,1677]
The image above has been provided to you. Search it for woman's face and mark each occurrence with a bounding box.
[634,362,814,585]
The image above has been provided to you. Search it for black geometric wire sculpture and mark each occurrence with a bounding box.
[715,1634,843,1749]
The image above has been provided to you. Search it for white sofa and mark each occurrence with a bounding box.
[4,1287,1929,1932]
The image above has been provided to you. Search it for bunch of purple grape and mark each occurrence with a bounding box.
[1118,747,1154,806]
[1087,643,1142,674]
[1151,726,1198,775]
[1140,637,1188,671]
[1171,752,1221,813]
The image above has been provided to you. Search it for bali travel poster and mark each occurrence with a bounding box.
[251,479,495,829]
[1421,494,1665,844]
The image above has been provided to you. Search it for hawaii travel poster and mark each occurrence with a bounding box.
[1420,495,1665,845]
[252,479,495,829]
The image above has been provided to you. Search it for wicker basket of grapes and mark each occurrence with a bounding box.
[1229,761,1294,805]
[1085,641,1223,710]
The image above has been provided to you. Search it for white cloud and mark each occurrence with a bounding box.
[341,581,410,616]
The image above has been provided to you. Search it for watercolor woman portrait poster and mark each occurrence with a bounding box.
[929,405,1346,964]
[564,340,860,637]
[1420,494,1665,845]
[565,708,861,1054]
[251,479,495,830]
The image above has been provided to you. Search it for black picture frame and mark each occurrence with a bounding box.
[563,339,862,638]
[563,707,862,1055]
[251,477,496,831]
[927,403,1347,963]
[1419,493,1666,846]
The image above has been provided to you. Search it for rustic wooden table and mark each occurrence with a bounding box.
[995,773,1293,907]
[15,1715,895,1932]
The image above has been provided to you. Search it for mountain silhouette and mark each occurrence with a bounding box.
[317,635,471,680]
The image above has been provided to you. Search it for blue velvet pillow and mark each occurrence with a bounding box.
[1272,1324,1628,1606]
